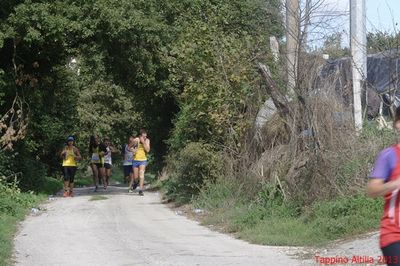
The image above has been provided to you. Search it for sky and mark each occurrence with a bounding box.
[307,0,400,48]
[365,0,400,33]
[322,0,400,31]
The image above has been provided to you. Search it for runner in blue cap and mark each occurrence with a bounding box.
[60,136,81,197]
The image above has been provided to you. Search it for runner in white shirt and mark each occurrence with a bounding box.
[104,137,117,186]
[123,136,137,185]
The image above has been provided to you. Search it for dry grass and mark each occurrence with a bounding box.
[222,56,394,204]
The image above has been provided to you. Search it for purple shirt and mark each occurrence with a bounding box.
[370,147,397,182]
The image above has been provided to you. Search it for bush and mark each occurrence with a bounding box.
[195,179,383,246]
[0,148,62,195]
[163,142,223,204]
[39,176,63,195]
[0,176,48,217]
[0,150,14,179]
[0,176,44,265]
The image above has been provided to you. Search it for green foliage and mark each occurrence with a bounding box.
[76,79,142,147]
[1,0,283,193]
[74,176,92,188]
[194,178,383,246]
[194,177,241,210]
[308,195,382,239]
[319,32,350,59]
[367,31,400,54]
[163,142,223,204]
[0,176,44,265]
[0,150,14,179]
[0,178,39,216]
[39,176,63,195]
[165,0,283,151]
[13,145,48,191]
[0,147,52,193]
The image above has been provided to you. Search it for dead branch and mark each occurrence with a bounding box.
[258,63,292,120]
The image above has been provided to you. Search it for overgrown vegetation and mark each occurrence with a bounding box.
[193,176,384,246]
[162,142,223,204]
[1,0,397,256]
[0,176,52,265]
[161,121,393,245]
[160,2,399,247]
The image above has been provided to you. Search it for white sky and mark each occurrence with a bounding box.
[305,0,400,48]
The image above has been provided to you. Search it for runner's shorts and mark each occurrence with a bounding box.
[132,160,147,168]
[123,165,133,177]
[63,166,77,183]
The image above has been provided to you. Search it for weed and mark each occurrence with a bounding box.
[193,178,383,246]
[89,195,108,201]
[0,178,44,265]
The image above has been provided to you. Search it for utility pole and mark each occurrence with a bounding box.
[350,0,366,132]
[286,0,299,95]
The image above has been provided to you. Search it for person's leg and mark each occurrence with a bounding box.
[91,164,99,191]
[130,166,139,192]
[381,241,400,266]
[99,166,106,189]
[123,165,129,184]
[63,167,70,197]
[106,165,112,186]
[132,173,139,190]
[138,164,146,195]
[69,167,77,197]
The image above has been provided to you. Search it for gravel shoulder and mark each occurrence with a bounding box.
[301,231,381,265]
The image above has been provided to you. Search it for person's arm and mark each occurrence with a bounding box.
[367,178,400,198]
[143,139,150,153]
[110,145,120,154]
[139,136,150,153]
[60,147,67,158]
[132,138,139,154]
[99,143,107,157]
[367,148,397,198]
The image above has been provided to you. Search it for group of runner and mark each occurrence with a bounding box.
[60,129,150,197]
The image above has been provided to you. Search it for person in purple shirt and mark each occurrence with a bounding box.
[371,148,397,182]
[368,106,400,266]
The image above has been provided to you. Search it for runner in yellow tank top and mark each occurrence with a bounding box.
[131,129,150,195]
[60,136,81,197]
[134,142,147,161]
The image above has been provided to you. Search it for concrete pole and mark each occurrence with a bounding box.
[286,0,299,95]
[350,0,366,132]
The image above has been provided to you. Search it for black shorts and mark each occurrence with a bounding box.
[63,166,77,183]
[123,165,133,177]
[382,241,400,266]
[92,163,104,169]
[104,163,112,169]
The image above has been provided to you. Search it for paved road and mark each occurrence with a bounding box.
[13,186,300,266]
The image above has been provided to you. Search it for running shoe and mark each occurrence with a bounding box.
[94,186,98,192]
[69,191,74,197]
[128,189,133,193]
[138,190,144,196]
[63,191,69,197]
